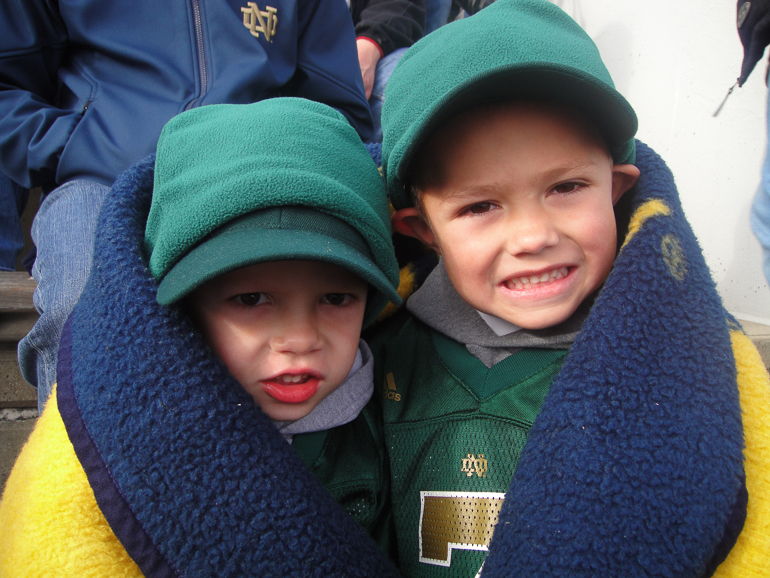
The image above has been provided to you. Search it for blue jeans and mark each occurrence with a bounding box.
[0,174,28,271]
[368,47,408,143]
[18,180,111,409]
[751,90,770,286]
[424,0,453,34]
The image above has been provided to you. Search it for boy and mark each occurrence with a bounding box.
[2,0,376,413]
[370,0,769,575]
[0,98,402,577]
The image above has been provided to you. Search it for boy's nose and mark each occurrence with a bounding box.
[504,210,559,255]
[270,313,322,354]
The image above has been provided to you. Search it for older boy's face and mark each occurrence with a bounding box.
[188,260,367,422]
[394,102,639,330]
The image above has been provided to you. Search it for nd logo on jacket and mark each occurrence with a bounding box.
[241,2,278,41]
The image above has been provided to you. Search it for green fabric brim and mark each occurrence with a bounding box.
[157,228,401,327]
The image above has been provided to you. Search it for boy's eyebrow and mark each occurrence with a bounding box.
[436,160,606,203]
[537,160,604,183]
[436,184,507,204]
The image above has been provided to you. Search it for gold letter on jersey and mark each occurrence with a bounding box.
[419,491,505,566]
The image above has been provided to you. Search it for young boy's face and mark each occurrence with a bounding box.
[393,101,639,330]
[188,260,368,422]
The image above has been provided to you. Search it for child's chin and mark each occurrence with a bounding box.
[493,305,579,331]
[264,405,314,422]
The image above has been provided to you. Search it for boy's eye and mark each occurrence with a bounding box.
[322,293,352,306]
[465,202,494,215]
[234,293,267,307]
[552,182,583,195]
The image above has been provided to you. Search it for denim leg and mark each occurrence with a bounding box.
[751,90,770,286]
[18,180,111,410]
[368,47,409,143]
[0,174,28,272]
[424,0,453,34]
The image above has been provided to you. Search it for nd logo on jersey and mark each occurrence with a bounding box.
[461,454,488,478]
[419,491,505,567]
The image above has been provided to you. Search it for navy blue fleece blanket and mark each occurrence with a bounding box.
[482,141,746,577]
[56,153,400,578]
[57,142,746,577]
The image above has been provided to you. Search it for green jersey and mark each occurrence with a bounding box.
[370,312,567,578]
[293,402,393,553]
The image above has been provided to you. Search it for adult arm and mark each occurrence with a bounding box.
[0,0,74,188]
[352,0,425,101]
[292,0,375,140]
[352,0,425,57]
[737,0,770,85]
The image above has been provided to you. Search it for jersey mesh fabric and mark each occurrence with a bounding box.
[293,404,392,549]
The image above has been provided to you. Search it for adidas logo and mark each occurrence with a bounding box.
[383,372,401,401]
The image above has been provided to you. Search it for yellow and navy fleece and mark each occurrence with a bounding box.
[0,154,400,578]
[1,142,769,578]
[371,140,770,577]
[477,141,770,577]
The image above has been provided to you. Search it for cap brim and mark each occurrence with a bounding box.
[401,65,637,184]
[387,65,638,208]
[157,227,401,312]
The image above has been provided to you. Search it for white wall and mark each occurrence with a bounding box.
[550,0,770,324]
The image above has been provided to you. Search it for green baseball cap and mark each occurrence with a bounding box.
[156,206,400,326]
[145,98,401,326]
[381,0,638,209]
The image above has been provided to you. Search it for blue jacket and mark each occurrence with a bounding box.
[0,0,373,189]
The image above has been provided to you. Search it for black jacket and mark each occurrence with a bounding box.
[351,0,425,56]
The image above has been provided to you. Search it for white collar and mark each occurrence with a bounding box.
[475,310,522,336]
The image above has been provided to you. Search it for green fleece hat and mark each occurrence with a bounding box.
[382,0,638,209]
[144,98,401,326]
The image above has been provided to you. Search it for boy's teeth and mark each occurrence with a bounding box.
[508,267,568,289]
[275,374,308,384]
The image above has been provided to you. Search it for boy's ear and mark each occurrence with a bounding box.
[611,164,641,205]
[391,208,440,253]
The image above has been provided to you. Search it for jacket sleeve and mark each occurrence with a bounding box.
[292,0,374,141]
[0,0,79,189]
[353,0,426,57]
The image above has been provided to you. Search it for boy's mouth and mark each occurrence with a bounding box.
[503,267,570,290]
[262,372,321,404]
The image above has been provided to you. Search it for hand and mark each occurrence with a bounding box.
[356,38,382,99]
[737,0,770,85]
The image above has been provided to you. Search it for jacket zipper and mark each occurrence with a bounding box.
[186,0,209,110]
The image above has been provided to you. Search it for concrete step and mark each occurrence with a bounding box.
[0,270,38,492]
[0,412,36,493]
[0,272,38,409]
[0,185,42,413]
[740,320,770,368]
[0,272,37,314]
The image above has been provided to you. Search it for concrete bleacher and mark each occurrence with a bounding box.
[0,189,42,491]
[0,272,38,489]
[0,187,40,410]
[0,272,38,409]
